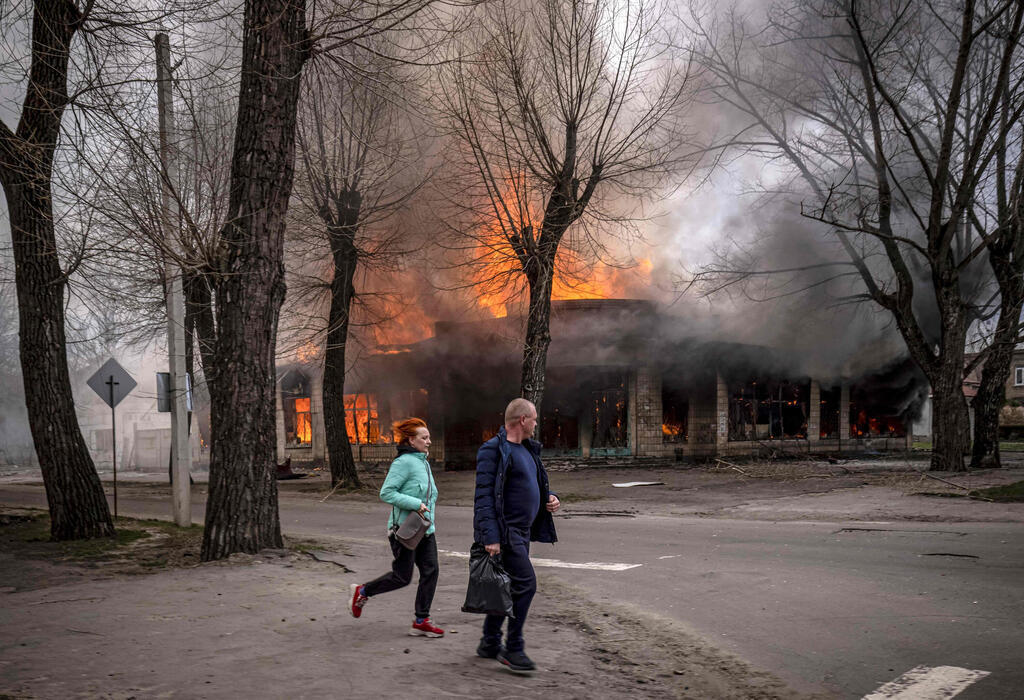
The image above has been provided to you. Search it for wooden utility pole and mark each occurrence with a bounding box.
[155,32,192,527]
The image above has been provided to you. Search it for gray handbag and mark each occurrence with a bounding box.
[391,464,432,550]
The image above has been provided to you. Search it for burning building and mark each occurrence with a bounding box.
[276,299,921,469]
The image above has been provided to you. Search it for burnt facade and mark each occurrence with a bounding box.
[277,300,918,468]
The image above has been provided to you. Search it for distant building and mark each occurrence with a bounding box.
[912,348,1024,440]
[998,349,1024,438]
[277,300,920,469]
[76,372,208,472]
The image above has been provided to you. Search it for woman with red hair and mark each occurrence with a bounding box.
[348,417,444,638]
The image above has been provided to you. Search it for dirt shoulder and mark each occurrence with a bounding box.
[0,507,811,700]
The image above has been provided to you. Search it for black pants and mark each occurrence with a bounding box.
[481,528,536,652]
[363,533,439,619]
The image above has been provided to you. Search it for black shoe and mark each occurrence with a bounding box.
[476,641,501,659]
[497,648,536,671]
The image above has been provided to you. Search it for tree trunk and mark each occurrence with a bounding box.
[520,255,555,414]
[184,270,217,377]
[927,296,971,472]
[970,241,1024,469]
[8,187,116,539]
[930,376,971,472]
[971,341,1012,469]
[0,0,114,541]
[321,197,361,489]
[202,0,308,561]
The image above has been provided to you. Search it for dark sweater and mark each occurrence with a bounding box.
[504,442,540,529]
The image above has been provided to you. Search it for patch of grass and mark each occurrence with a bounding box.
[970,480,1024,502]
[0,508,203,573]
[6,512,148,554]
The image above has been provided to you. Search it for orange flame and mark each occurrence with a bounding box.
[368,182,654,347]
[470,190,654,317]
[344,393,388,444]
[294,397,312,444]
[296,341,322,363]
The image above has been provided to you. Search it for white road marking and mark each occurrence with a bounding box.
[862,665,990,699]
[658,555,679,560]
[439,549,642,571]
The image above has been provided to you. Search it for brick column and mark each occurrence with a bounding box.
[839,383,850,441]
[275,379,286,462]
[628,369,638,455]
[633,366,663,457]
[311,376,326,461]
[716,372,729,449]
[687,396,698,446]
[808,380,820,442]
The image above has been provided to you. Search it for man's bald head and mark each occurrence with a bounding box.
[505,398,537,426]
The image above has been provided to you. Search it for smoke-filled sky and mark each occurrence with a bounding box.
[0,0,949,455]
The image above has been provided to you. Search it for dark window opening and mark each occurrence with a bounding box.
[661,384,688,444]
[849,406,906,438]
[849,393,907,438]
[540,368,581,450]
[591,373,629,449]
[344,393,382,444]
[820,387,840,438]
[282,370,312,447]
[541,408,579,449]
[728,379,809,441]
[849,373,911,438]
[344,388,429,445]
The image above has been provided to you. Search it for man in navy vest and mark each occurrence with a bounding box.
[473,398,560,671]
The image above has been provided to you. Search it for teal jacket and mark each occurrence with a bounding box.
[380,448,438,536]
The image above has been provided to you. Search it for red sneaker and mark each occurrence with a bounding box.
[349,584,367,618]
[409,618,445,638]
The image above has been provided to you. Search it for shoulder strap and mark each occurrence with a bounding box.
[424,460,433,516]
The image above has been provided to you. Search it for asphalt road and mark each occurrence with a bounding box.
[2,483,1022,699]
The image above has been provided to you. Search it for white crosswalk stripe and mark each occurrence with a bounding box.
[439,549,642,571]
[862,665,990,699]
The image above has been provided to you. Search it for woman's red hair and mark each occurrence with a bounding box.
[393,417,427,445]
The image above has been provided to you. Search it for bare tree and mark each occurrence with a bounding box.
[77,41,237,390]
[0,1,115,539]
[197,0,311,560]
[202,0,452,558]
[0,0,226,537]
[287,49,431,489]
[439,0,696,412]
[965,16,1024,468]
[38,0,451,558]
[684,0,1024,471]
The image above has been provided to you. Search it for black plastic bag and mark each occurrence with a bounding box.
[461,542,514,618]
